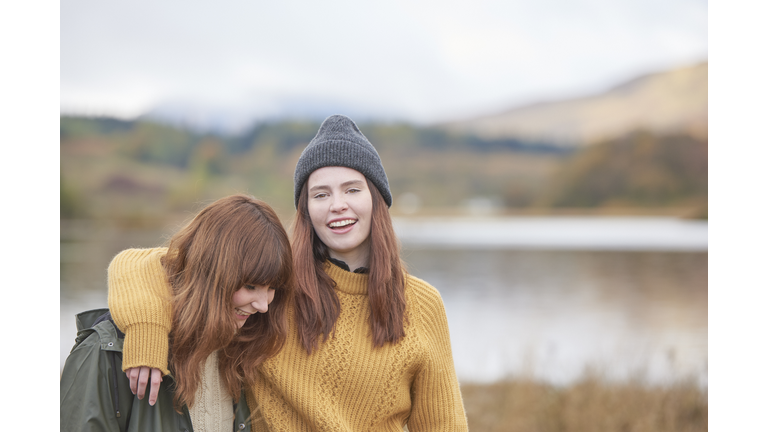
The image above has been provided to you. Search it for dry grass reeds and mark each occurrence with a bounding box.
[461,374,707,432]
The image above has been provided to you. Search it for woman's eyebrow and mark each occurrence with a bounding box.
[310,179,364,192]
[340,179,365,188]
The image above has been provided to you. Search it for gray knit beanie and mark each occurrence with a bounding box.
[294,115,392,208]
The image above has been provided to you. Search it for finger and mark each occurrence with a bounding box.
[126,368,140,395]
[148,368,163,406]
[136,367,150,400]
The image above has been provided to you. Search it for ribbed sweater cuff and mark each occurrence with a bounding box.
[121,323,170,376]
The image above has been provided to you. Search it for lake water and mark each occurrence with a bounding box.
[61,216,707,387]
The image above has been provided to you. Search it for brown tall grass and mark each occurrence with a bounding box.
[461,375,707,432]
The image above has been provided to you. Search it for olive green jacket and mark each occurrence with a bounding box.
[60,308,252,432]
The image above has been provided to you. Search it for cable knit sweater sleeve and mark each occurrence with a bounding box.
[408,276,469,431]
[107,247,173,375]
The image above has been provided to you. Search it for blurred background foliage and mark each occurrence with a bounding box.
[61,62,707,224]
[60,115,707,225]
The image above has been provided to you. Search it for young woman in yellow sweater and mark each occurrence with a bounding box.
[108,115,469,431]
[62,194,294,431]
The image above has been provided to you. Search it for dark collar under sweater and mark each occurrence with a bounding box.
[328,257,369,274]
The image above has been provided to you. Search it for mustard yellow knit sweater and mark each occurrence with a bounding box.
[108,248,468,431]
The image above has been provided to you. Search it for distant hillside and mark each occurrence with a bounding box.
[535,130,707,216]
[444,62,707,147]
[59,116,568,221]
[60,115,706,222]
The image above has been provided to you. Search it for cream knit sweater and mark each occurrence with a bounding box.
[190,350,234,432]
[108,248,468,432]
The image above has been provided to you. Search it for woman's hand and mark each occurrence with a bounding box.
[126,366,163,406]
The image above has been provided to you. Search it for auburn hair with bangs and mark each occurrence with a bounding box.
[291,178,407,353]
[161,194,294,412]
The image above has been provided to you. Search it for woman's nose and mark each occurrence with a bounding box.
[329,194,348,212]
[252,291,270,313]
[252,299,268,313]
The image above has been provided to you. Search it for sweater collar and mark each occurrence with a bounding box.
[327,257,369,274]
[325,260,369,295]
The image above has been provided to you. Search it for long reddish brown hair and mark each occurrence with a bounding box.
[291,178,407,353]
[162,194,294,412]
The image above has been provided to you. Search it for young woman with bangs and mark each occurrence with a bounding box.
[60,194,294,432]
[107,115,469,431]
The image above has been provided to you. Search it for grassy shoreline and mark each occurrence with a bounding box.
[461,375,707,432]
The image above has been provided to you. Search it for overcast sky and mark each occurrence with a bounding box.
[60,0,707,125]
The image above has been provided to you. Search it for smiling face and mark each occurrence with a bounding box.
[307,166,373,270]
[232,284,275,328]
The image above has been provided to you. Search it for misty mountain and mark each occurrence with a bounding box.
[142,95,406,135]
[139,61,707,146]
[443,62,707,147]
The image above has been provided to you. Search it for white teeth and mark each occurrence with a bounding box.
[328,219,355,228]
[236,308,252,316]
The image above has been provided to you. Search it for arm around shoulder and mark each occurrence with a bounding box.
[107,247,173,375]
